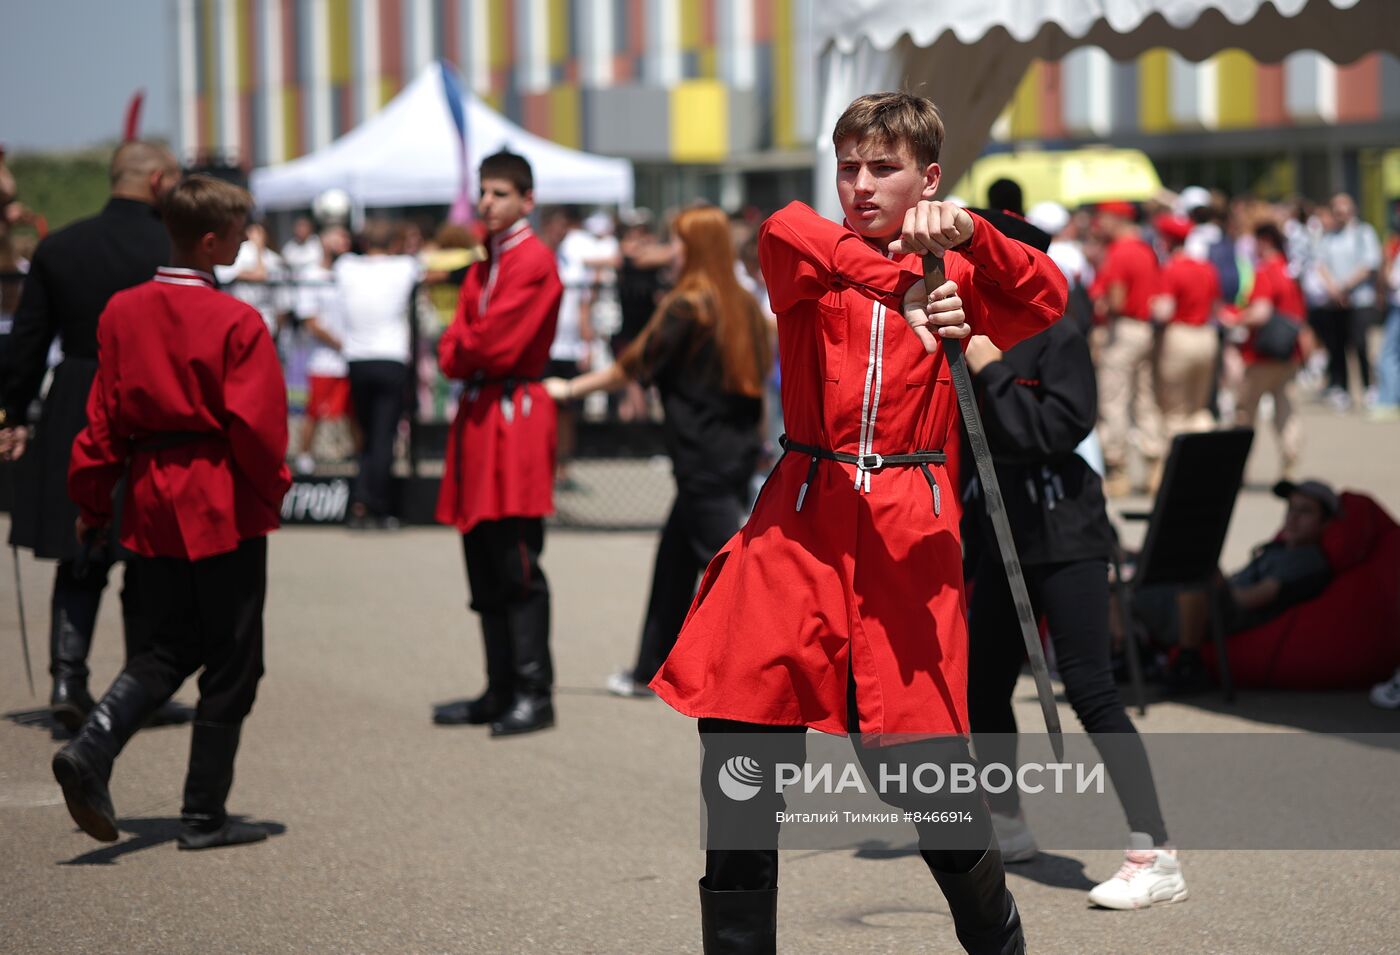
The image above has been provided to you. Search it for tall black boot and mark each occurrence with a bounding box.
[490,594,554,737]
[51,672,161,842]
[928,848,1026,955]
[433,612,515,725]
[48,561,101,731]
[699,879,778,954]
[177,721,268,851]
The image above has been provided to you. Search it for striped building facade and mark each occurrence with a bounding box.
[991,48,1400,216]
[175,0,818,171]
[175,3,1399,214]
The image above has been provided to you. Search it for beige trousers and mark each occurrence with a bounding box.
[1157,323,1220,441]
[1096,317,1163,471]
[1235,359,1302,473]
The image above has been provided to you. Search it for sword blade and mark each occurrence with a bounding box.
[924,253,1064,761]
[12,544,34,696]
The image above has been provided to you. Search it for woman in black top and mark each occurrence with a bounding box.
[962,314,1185,911]
[546,205,772,696]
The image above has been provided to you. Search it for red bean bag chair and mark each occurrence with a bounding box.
[1202,492,1400,689]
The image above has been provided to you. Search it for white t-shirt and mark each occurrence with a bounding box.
[282,236,324,276]
[333,253,422,363]
[552,228,612,362]
[296,264,348,378]
[215,242,291,335]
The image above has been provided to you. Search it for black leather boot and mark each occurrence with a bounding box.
[928,847,1026,955]
[177,721,268,850]
[49,572,97,732]
[51,673,161,842]
[489,597,554,737]
[699,879,778,954]
[434,613,515,725]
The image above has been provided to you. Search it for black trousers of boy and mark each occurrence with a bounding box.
[462,517,553,730]
[967,554,1168,845]
[698,668,1023,954]
[347,359,407,517]
[53,537,268,845]
[630,487,744,686]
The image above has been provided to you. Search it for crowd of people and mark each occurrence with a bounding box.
[1,106,1399,954]
[1010,183,1397,495]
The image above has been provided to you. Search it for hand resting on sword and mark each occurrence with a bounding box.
[901,277,969,354]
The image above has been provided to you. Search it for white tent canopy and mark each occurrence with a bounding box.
[812,0,1397,219]
[250,62,633,211]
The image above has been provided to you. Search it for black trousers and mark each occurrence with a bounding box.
[462,517,552,696]
[120,537,267,724]
[347,360,407,516]
[1310,305,1372,394]
[630,487,745,685]
[700,667,993,891]
[967,555,1168,844]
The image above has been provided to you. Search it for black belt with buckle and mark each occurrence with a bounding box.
[779,434,946,513]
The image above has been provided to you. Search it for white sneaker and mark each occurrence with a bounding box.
[1087,833,1188,910]
[1370,668,1400,710]
[991,810,1038,863]
[606,669,655,699]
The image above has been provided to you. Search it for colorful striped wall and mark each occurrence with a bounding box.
[176,0,812,167]
[998,48,1400,144]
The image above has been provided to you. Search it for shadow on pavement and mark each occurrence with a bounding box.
[1003,851,1098,892]
[59,817,287,866]
[5,706,74,741]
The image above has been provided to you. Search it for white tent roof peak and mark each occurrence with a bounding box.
[250,62,633,211]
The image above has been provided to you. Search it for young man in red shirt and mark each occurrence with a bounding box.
[1091,201,1164,494]
[432,152,563,737]
[1234,223,1305,479]
[650,92,1066,954]
[54,176,291,850]
[1152,213,1221,440]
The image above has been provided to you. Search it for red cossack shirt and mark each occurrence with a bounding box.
[69,268,291,560]
[435,221,563,533]
[650,203,1067,739]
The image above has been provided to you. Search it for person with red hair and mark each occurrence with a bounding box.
[546,205,773,697]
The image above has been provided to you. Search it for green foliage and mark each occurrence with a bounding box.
[8,148,115,231]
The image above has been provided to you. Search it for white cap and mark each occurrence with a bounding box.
[1176,186,1212,215]
[584,211,615,237]
[1026,201,1070,237]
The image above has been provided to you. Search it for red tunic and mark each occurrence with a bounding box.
[68,267,291,560]
[650,203,1067,738]
[435,221,562,533]
[1160,252,1220,327]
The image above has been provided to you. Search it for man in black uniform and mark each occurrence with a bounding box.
[0,141,188,731]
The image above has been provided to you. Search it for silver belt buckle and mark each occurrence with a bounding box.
[856,452,884,472]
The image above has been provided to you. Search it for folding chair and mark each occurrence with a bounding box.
[1115,428,1255,714]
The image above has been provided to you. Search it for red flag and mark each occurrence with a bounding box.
[123,90,145,142]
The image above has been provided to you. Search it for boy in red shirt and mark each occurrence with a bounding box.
[651,93,1065,954]
[432,152,563,737]
[54,176,291,850]
[1152,214,1221,440]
